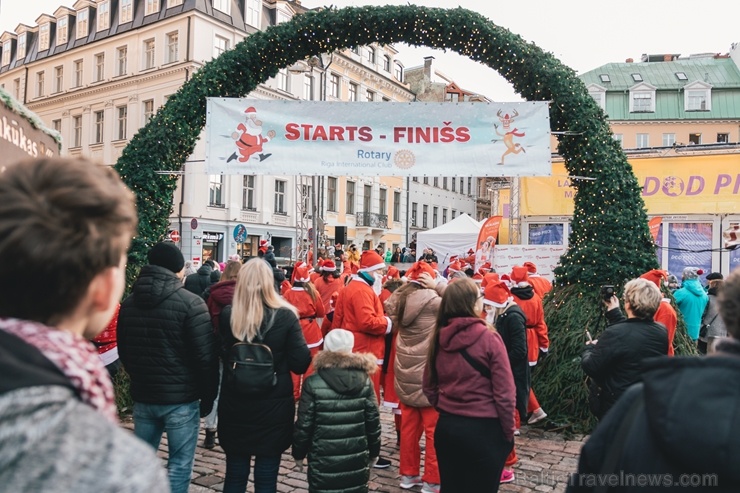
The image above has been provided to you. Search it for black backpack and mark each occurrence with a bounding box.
[225,309,278,395]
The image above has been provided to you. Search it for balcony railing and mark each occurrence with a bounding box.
[356,212,388,229]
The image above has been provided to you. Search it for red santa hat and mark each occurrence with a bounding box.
[481,272,500,289]
[449,255,459,263]
[321,259,337,272]
[245,106,257,115]
[500,273,512,285]
[382,265,401,284]
[448,261,463,273]
[523,261,538,274]
[640,269,668,288]
[478,262,492,276]
[483,281,512,308]
[406,261,436,283]
[290,261,305,284]
[293,264,310,283]
[358,250,386,273]
[510,265,529,284]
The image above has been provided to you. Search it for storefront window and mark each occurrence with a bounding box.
[668,223,712,286]
[202,232,224,263]
[237,235,260,261]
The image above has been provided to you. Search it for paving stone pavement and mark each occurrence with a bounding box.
[122,407,585,493]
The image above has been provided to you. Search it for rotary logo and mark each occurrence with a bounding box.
[394,149,416,169]
[661,176,685,197]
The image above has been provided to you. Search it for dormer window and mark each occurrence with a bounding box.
[213,0,230,15]
[245,0,261,28]
[17,34,26,59]
[684,81,712,112]
[120,0,133,23]
[587,84,607,110]
[57,17,68,44]
[629,83,657,113]
[39,24,50,51]
[76,9,89,39]
[97,1,110,31]
[675,72,688,81]
[394,62,403,82]
[631,73,643,82]
[599,74,610,83]
[145,0,159,15]
[1,40,11,66]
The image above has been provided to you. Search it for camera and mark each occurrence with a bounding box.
[600,285,615,302]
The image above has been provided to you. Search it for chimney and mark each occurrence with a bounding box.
[625,58,634,63]
[664,54,673,62]
[424,56,434,79]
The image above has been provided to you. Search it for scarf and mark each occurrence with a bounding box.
[0,318,118,423]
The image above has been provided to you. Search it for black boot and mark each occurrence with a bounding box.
[203,429,216,449]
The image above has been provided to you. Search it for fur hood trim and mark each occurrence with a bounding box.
[313,350,378,374]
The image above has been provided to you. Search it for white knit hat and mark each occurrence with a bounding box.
[324,329,354,353]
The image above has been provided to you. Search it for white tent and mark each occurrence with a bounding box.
[415,213,481,267]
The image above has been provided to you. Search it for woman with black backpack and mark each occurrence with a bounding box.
[218,259,311,493]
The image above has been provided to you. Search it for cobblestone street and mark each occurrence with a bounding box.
[124,408,585,493]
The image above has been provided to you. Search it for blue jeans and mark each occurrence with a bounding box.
[133,401,200,493]
[223,454,281,493]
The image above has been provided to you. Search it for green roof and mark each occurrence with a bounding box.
[579,57,740,120]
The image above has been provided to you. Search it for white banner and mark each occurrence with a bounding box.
[205,99,551,176]
[493,245,566,281]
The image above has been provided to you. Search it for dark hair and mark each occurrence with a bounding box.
[321,269,340,281]
[719,270,740,339]
[204,259,217,268]
[426,278,482,386]
[0,158,137,325]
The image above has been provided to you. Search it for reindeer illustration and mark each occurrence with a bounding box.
[492,109,526,165]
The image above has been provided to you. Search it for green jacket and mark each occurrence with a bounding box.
[293,350,381,493]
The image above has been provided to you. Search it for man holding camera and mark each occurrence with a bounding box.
[581,279,668,419]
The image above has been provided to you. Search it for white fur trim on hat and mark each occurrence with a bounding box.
[324,329,354,353]
[358,262,386,273]
[483,297,511,308]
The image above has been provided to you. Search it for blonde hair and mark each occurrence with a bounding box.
[231,259,297,342]
[221,260,241,281]
[623,278,661,320]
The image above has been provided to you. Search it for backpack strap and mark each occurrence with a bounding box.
[253,309,277,343]
[459,347,491,379]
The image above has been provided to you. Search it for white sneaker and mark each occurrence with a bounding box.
[400,475,422,489]
[514,428,521,436]
[421,482,440,493]
[528,407,548,425]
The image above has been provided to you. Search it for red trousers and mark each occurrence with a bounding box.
[527,388,541,413]
[399,403,440,484]
[292,346,320,401]
[370,366,382,404]
[504,412,520,467]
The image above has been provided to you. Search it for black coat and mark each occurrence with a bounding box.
[495,304,529,421]
[581,308,668,417]
[293,350,381,493]
[184,264,214,297]
[217,305,311,456]
[118,265,219,407]
[568,340,740,493]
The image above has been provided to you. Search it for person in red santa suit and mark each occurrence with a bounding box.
[314,260,344,315]
[92,304,122,379]
[331,249,393,469]
[283,264,326,401]
[523,261,553,299]
[464,248,476,266]
[446,260,465,283]
[481,271,500,291]
[640,269,677,356]
[509,265,549,425]
[228,106,276,163]
[379,265,404,444]
[472,262,492,282]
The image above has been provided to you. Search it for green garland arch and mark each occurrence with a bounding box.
[116,5,690,431]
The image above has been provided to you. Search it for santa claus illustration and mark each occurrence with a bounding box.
[227,106,276,163]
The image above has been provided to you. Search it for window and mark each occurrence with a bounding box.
[210,175,225,206]
[631,73,643,82]
[54,66,63,93]
[17,34,26,59]
[39,24,50,51]
[433,207,438,228]
[143,99,154,123]
[411,202,417,227]
[348,82,358,101]
[329,73,340,98]
[145,0,159,15]
[393,191,400,222]
[213,0,230,14]
[13,78,20,99]
[589,90,605,109]
[120,0,133,23]
[451,177,456,192]
[245,0,261,28]
[631,92,653,112]
[93,110,105,144]
[442,208,447,224]
[394,63,403,81]
[301,185,312,218]
[116,106,127,140]
[366,47,375,64]
[467,178,472,196]
[50,119,61,133]
[383,55,391,72]
[74,59,83,87]
[717,133,729,144]
[242,175,255,210]
[94,53,105,82]
[636,133,649,148]
[613,134,623,147]
[73,115,82,147]
[76,9,88,39]
[274,179,286,213]
[97,1,110,31]
[689,133,702,145]
[214,35,229,57]
[167,0,184,6]
[352,46,361,55]
[2,41,10,66]
[366,89,374,102]
[422,205,428,228]
[346,181,355,214]
[57,17,68,44]
[116,46,127,75]
[451,209,456,219]
[327,177,337,211]
[423,177,428,185]
[276,69,288,91]
[443,177,448,190]
[303,75,314,100]
[144,39,155,69]
[433,177,438,187]
[36,71,45,97]
[412,176,418,182]
[166,32,179,63]
[382,97,390,102]
[276,10,290,24]
[363,185,372,213]
[662,133,675,147]
[599,74,610,83]
[675,72,688,81]
[379,188,387,215]
[687,90,707,111]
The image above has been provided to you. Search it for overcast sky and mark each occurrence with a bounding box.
[2,0,737,101]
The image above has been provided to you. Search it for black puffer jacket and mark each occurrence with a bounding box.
[218,305,311,456]
[581,307,668,417]
[184,264,213,297]
[495,304,530,421]
[118,265,219,407]
[293,350,381,493]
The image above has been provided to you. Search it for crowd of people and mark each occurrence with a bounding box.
[2,157,738,493]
